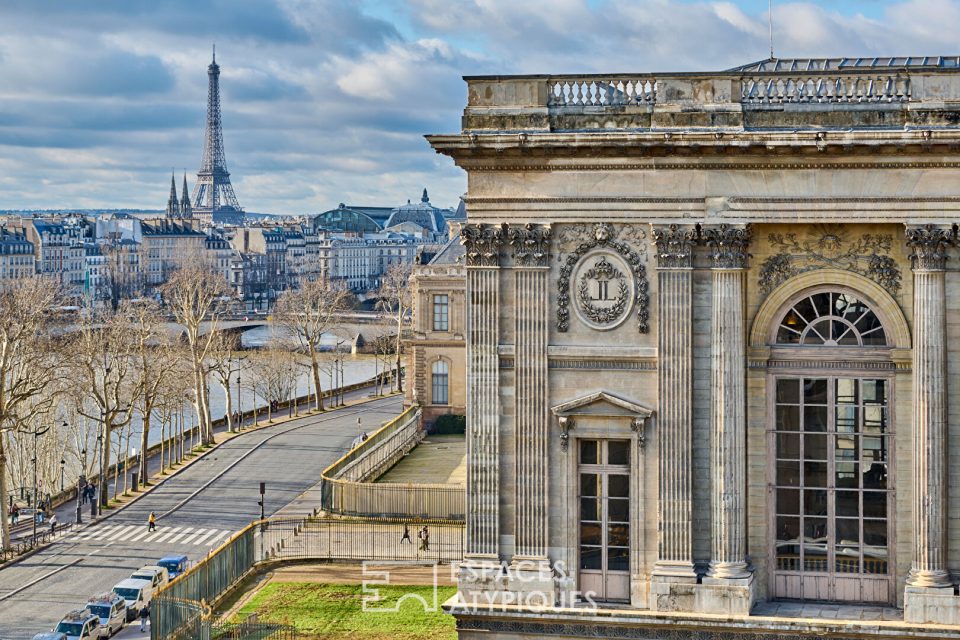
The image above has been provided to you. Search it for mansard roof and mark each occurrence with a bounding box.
[727,56,960,73]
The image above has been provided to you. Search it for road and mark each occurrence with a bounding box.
[0,394,404,640]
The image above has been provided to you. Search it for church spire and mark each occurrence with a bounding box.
[421,187,429,203]
[180,172,193,218]
[166,171,180,217]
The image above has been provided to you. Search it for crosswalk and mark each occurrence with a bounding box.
[64,523,231,547]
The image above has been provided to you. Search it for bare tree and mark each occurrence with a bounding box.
[208,331,242,432]
[376,264,412,393]
[127,300,173,483]
[161,257,231,446]
[71,308,145,509]
[247,347,298,423]
[0,278,61,549]
[274,279,352,412]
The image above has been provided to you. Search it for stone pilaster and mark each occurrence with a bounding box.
[650,224,698,587]
[508,224,552,561]
[505,224,555,603]
[460,224,504,568]
[694,225,755,615]
[905,225,953,590]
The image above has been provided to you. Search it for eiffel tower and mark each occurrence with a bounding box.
[192,46,244,226]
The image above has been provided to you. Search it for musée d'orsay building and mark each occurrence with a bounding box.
[428,57,960,639]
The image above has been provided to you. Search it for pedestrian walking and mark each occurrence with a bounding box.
[419,525,430,551]
[10,504,19,525]
[148,512,156,532]
[401,524,412,544]
[49,513,57,536]
[139,603,150,632]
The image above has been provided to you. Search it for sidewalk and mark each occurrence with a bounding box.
[9,381,402,548]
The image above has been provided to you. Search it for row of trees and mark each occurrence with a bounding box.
[0,259,413,549]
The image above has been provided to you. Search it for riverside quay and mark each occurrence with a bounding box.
[428,57,960,638]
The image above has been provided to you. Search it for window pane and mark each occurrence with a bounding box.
[608,498,629,523]
[607,440,630,466]
[580,473,599,497]
[863,380,886,404]
[836,491,860,518]
[802,321,829,345]
[803,461,828,487]
[863,491,887,519]
[836,518,860,545]
[835,435,858,462]
[836,461,859,489]
[804,379,828,404]
[607,524,629,547]
[580,546,602,570]
[803,489,828,516]
[863,520,888,547]
[863,406,886,435]
[862,436,888,464]
[776,405,800,431]
[608,475,629,498]
[836,378,858,404]
[804,406,828,432]
[607,547,630,572]
[580,498,599,522]
[835,547,860,573]
[804,434,828,460]
[863,463,888,490]
[776,433,800,459]
[776,488,800,515]
[580,440,598,465]
[580,523,601,546]
[804,518,828,571]
[776,516,801,571]
[776,460,800,486]
[776,379,800,404]
[836,406,858,433]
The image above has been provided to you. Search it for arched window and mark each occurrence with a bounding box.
[431,360,449,405]
[775,291,886,346]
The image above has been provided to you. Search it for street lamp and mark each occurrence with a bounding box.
[30,423,52,544]
[236,373,242,431]
[96,414,105,517]
[59,458,65,493]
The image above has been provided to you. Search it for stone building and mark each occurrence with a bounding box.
[428,57,960,637]
[406,236,466,425]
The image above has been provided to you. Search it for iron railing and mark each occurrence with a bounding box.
[152,515,464,640]
[320,406,466,520]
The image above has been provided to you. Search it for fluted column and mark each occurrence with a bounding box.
[703,225,751,581]
[905,225,953,589]
[509,224,551,561]
[462,224,504,560]
[651,224,698,579]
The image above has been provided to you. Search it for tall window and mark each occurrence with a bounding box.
[431,360,449,405]
[579,439,630,602]
[433,294,449,331]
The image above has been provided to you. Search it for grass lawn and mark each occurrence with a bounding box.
[234,582,458,640]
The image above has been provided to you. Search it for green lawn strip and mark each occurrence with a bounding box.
[234,582,457,640]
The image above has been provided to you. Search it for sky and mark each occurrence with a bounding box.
[0,0,958,215]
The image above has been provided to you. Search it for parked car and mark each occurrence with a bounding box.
[130,565,169,590]
[85,593,126,637]
[112,578,152,621]
[31,633,67,640]
[54,609,103,640]
[157,554,188,579]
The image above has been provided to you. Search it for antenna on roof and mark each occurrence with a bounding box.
[769,0,775,59]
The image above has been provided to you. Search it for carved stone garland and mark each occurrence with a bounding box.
[460,223,504,267]
[557,223,650,333]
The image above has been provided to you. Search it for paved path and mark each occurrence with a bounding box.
[0,394,404,640]
[377,434,466,485]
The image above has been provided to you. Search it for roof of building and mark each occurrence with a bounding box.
[141,220,205,237]
[727,56,960,73]
[384,189,448,234]
[426,235,465,266]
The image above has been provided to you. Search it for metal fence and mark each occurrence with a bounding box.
[210,620,297,639]
[152,515,464,640]
[320,406,465,519]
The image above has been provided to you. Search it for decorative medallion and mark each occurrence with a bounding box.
[758,224,901,296]
[574,254,632,329]
[556,223,649,333]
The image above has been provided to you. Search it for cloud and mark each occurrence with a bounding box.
[0,0,960,214]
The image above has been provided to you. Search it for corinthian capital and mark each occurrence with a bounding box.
[652,224,697,269]
[906,225,953,271]
[702,224,752,269]
[507,223,552,267]
[460,223,504,267]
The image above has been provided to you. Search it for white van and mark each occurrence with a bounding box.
[111,578,152,620]
[54,610,103,640]
[85,593,126,637]
[130,565,168,590]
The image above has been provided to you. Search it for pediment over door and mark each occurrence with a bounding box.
[551,390,654,452]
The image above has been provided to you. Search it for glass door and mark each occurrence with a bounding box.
[578,439,630,602]
[772,377,892,603]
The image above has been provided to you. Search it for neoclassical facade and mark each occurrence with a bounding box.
[428,57,960,638]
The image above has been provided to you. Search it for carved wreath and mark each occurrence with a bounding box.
[557,223,649,333]
[576,257,629,325]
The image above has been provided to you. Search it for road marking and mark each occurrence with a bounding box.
[165,527,194,544]
[126,527,154,542]
[180,528,210,545]
[149,528,179,543]
[0,558,83,602]
[190,529,218,546]
[109,525,140,541]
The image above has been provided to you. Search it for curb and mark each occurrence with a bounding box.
[0,390,402,572]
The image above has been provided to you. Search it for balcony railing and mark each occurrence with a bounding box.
[741,74,910,104]
[548,77,657,106]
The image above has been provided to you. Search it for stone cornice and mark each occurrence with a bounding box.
[652,224,697,269]
[906,224,954,271]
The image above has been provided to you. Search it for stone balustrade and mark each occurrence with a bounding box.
[741,74,910,104]
[548,76,657,106]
